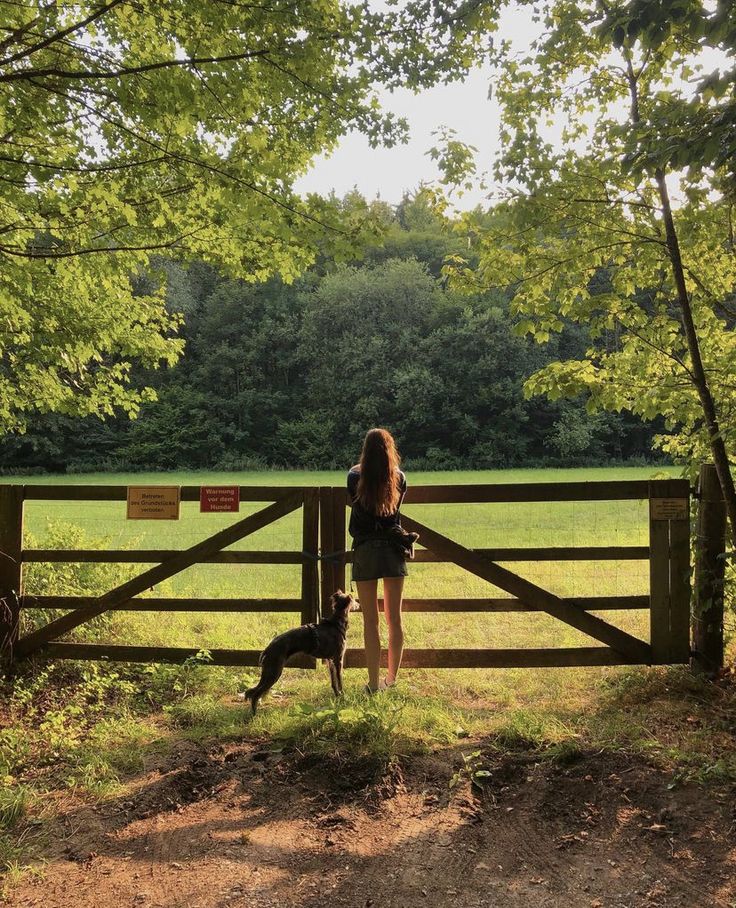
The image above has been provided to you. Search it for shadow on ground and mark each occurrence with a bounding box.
[8,722,736,908]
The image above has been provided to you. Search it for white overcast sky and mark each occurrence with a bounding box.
[295,5,541,209]
[295,4,726,210]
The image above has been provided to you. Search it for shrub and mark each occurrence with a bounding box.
[22,520,137,641]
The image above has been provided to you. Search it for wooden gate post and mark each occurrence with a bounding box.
[318,487,347,618]
[319,487,335,618]
[692,464,727,677]
[301,488,320,627]
[649,479,691,664]
[649,484,671,664]
[332,487,347,595]
[0,485,24,668]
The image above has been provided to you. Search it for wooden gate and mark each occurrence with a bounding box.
[0,485,320,667]
[0,479,691,669]
[321,478,691,669]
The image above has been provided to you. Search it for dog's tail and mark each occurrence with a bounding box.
[243,646,285,715]
[241,649,268,715]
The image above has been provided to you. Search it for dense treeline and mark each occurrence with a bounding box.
[0,195,660,472]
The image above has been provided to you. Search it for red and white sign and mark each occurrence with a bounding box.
[200,486,240,513]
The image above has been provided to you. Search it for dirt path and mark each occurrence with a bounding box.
[10,739,736,908]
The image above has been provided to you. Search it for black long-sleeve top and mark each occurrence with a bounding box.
[347,467,407,541]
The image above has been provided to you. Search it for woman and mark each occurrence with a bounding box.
[348,427,408,693]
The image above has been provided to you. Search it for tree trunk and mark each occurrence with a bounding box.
[692,464,727,676]
[655,169,736,549]
[624,55,736,548]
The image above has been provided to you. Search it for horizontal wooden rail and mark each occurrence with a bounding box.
[344,546,650,563]
[23,549,305,564]
[335,479,689,505]
[22,485,306,501]
[44,643,314,668]
[379,596,650,612]
[22,597,302,612]
[19,478,689,504]
[42,643,651,668]
[22,545,649,565]
[344,647,650,668]
[21,595,648,612]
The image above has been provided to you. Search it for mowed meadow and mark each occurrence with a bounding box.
[18,465,677,664]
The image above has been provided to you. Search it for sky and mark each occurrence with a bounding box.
[295,5,728,211]
[295,62,500,210]
[295,6,541,210]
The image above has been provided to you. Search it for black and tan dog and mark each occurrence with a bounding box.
[243,590,356,714]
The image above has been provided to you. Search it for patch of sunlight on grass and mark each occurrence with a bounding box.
[63,715,167,797]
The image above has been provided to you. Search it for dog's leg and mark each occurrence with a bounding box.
[333,658,344,696]
[244,654,287,715]
[327,660,341,697]
[335,656,342,697]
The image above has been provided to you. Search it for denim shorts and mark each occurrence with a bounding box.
[352,539,408,582]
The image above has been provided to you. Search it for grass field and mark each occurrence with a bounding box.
[18,464,677,656]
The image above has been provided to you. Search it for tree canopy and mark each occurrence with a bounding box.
[437,0,736,539]
[0,0,495,430]
[0,194,660,472]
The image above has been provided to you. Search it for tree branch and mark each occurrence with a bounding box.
[0,0,127,68]
[0,46,271,83]
[0,230,202,259]
[27,77,348,236]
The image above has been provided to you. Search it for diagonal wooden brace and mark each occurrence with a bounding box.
[15,491,304,658]
[401,514,651,664]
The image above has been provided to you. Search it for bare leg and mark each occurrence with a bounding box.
[383,576,405,684]
[356,579,380,690]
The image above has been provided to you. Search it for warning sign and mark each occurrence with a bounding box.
[127,486,180,520]
[650,498,689,521]
[200,486,240,513]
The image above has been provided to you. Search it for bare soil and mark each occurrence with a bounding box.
[9,739,736,908]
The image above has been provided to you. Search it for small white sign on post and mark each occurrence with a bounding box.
[650,498,688,521]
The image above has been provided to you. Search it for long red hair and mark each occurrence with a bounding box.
[355,428,402,516]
